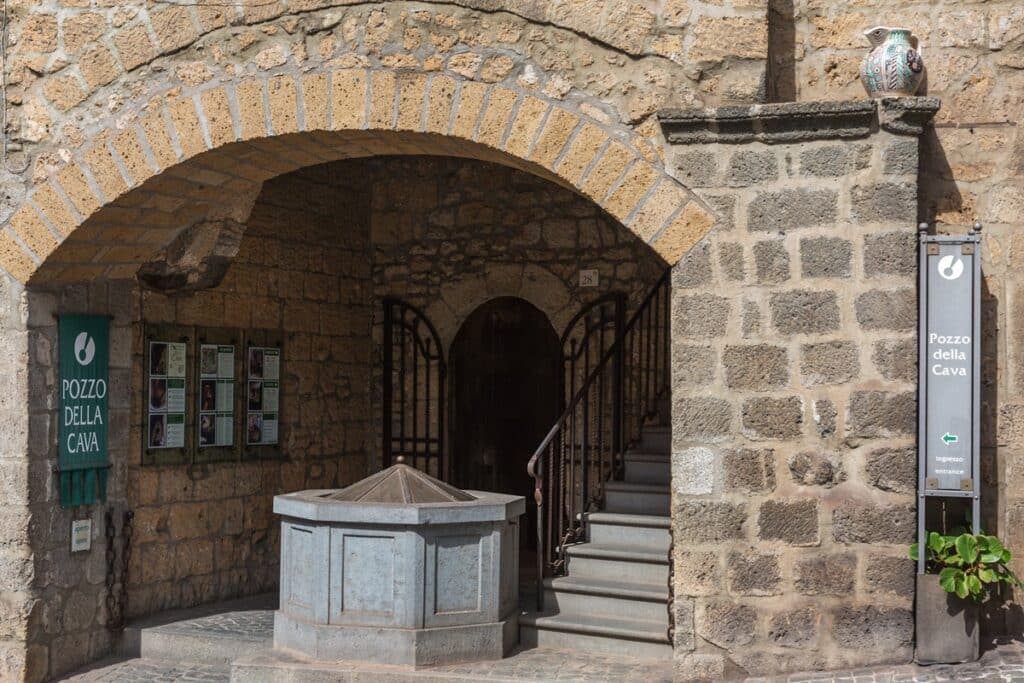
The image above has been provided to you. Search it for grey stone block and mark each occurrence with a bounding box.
[799,145,853,178]
[672,396,733,440]
[674,293,730,338]
[768,608,819,648]
[742,300,761,337]
[722,448,776,493]
[800,341,859,385]
[754,240,790,283]
[800,236,852,278]
[672,501,746,543]
[832,502,916,543]
[831,605,913,651]
[864,553,915,595]
[748,188,838,231]
[675,150,718,188]
[696,600,757,648]
[864,446,916,493]
[726,551,782,596]
[794,553,856,596]
[727,150,778,187]
[856,289,916,331]
[672,242,713,288]
[723,344,789,390]
[864,231,917,276]
[771,290,840,335]
[673,550,721,597]
[659,100,878,145]
[883,138,919,175]
[743,396,803,439]
[788,450,845,488]
[872,337,917,382]
[718,242,745,281]
[850,182,917,223]
[848,390,916,436]
[704,194,736,231]
[672,345,716,387]
[757,499,819,545]
[813,399,837,439]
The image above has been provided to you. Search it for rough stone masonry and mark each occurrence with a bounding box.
[0,1,1022,682]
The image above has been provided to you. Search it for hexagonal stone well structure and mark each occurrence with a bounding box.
[273,460,525,666]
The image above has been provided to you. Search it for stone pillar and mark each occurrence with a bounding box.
[659,98,939,680]
[0,274,40,682]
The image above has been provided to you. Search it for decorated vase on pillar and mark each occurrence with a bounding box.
[859,26,925,98]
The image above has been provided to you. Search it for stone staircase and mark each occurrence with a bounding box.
[520,424,672,660]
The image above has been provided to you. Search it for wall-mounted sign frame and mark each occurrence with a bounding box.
[195,327,243,463]
[245,329,283,456]
[58,314,111,507]
[917,224,982,574]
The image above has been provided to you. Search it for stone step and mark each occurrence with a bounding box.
[566,543,669,584]
[623,451,671,485]
[543,576,668,624]
[519,612,672,660]
[584,512,671,549]
[603,481,670,515]
[637,426,670,454]
[118,594,275,667]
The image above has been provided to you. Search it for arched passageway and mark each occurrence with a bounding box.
[450,297,561,496]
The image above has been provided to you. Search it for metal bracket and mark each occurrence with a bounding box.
[962,244,975,255]
[927,477,939,489]
[927,244,940,255]
[961,478,974,491]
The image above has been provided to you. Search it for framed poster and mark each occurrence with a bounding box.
[148,340,186,450]
[198,344,235,448]
[246,346,280,446]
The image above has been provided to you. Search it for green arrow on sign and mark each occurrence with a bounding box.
[942,432,959,445]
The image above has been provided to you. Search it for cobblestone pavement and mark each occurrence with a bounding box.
[746,644,1024,683]
[152,609,273,640]
[56,597,1024,683]
[57,658,229,682]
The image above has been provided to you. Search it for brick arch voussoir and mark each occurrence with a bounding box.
[5,67,717,285]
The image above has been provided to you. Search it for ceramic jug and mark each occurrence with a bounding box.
[859,26,924,97]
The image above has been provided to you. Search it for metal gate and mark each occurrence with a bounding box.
[382,298,446,477]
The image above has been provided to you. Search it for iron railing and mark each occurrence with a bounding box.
[382,298,446,478]
[527,272,671,612]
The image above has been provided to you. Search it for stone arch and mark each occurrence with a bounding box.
[1,67,716,285]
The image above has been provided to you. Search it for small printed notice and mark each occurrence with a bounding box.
[149,341,186,449]
[247,347,280,446]
[199,344,235,448]
[70,519,91,553]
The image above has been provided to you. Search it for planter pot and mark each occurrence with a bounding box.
[915,574,979,665]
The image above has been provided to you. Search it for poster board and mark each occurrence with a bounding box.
[195,327,242,463]
[143,326,191,465]
[245,330,283,458]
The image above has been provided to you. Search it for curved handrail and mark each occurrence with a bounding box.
[527,270,670,615]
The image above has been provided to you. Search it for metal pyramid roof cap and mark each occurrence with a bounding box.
[324,457,475,504]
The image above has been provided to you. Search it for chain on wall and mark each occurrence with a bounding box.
[104,508,133,630]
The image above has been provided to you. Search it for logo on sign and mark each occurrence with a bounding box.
[938,255,965,281]
[74,332,96,366]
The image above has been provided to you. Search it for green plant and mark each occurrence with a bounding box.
[910,531,1022,601]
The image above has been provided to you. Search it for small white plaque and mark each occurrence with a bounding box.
[579,269,599,288]
[71,519,91,553]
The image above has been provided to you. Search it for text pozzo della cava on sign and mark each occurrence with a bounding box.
[929,332,969,377]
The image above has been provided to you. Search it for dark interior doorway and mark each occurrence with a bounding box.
[450,297,561,575]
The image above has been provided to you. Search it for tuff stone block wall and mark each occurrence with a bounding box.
[667,107,925,679]
[0,0,763,269]
[774,0,1024,633]
[368,156,665,346]
[16,166,375,681]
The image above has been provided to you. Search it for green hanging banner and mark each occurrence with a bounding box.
[58,314,111,508]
